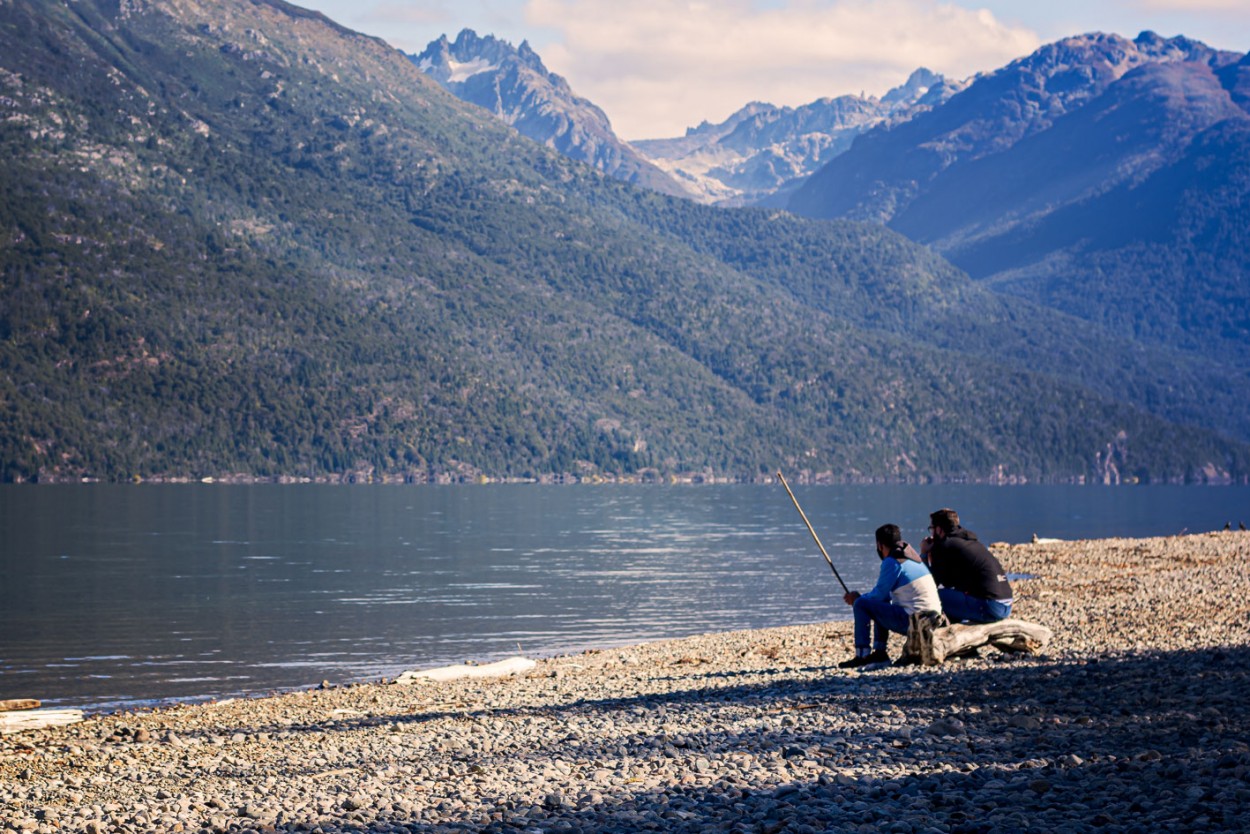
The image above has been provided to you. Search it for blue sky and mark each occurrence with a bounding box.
[294,1,1250,139]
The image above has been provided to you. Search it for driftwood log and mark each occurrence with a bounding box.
[0,699,41,712]
[0,709,84,734]
[394,656,537,684]
[904,611,1052,666]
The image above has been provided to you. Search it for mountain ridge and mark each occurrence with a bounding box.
[410,29,686,197]
[787,31,1250,370]
[634,68,964,206]
[411,30,964,206]
[1,1,1246,484]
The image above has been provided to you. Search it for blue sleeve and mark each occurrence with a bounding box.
[861,559,901,602]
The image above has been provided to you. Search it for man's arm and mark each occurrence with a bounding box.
[850,558,900,607]
[920,536,935,568]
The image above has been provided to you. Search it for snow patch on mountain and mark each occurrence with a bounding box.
[444,57,497,83]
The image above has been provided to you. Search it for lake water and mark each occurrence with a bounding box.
[2,484,1247,712]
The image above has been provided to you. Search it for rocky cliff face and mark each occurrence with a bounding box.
[411,30,687,197]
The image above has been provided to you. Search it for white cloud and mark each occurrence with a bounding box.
[523,0,1041,139]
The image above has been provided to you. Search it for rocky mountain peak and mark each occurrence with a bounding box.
[882,67,944,106]
[416,28,553,86]
[409,29,686,196]
[1133,29,1240,67]
[633,69,956,206]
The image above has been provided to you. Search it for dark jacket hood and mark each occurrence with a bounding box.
[947,526,980,543]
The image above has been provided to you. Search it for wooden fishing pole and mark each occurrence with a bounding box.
[776,470,850,594]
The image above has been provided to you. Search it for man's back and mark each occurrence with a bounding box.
[866,550,941,614]
[930,527,1012,600]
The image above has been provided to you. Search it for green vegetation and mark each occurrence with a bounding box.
[977,118,1250,374]
[0,0,1246,484]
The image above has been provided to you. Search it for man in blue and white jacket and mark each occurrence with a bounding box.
[838,523,942,669]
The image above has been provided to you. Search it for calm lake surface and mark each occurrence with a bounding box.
[2,484,1247,711]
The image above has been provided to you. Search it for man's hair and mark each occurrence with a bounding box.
[930,508,960,534]
[875,523,903,549]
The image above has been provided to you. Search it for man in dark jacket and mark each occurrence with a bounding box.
[919,508,1013,623]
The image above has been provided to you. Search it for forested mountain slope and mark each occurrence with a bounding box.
[788,32,1250,369]
[0,0,1245,484]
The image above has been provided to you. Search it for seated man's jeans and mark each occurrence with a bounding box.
[938,588,1012,624]
[852,595,912,650]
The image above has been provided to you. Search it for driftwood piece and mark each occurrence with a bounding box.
[0,699,41,712]
[394,656,537,684]
[0,709,84,735]
[905,611,1052,666]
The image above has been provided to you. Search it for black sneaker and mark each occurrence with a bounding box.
[838,649,889,669]
[893,654,921,668]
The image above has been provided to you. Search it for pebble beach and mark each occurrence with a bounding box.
[3,530,1249,834]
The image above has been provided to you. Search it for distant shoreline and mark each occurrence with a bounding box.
[12,474,1250,485]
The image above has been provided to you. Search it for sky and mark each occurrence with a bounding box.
[293,1,1250,140]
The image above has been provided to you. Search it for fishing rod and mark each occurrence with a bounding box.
[776,470,850,594]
